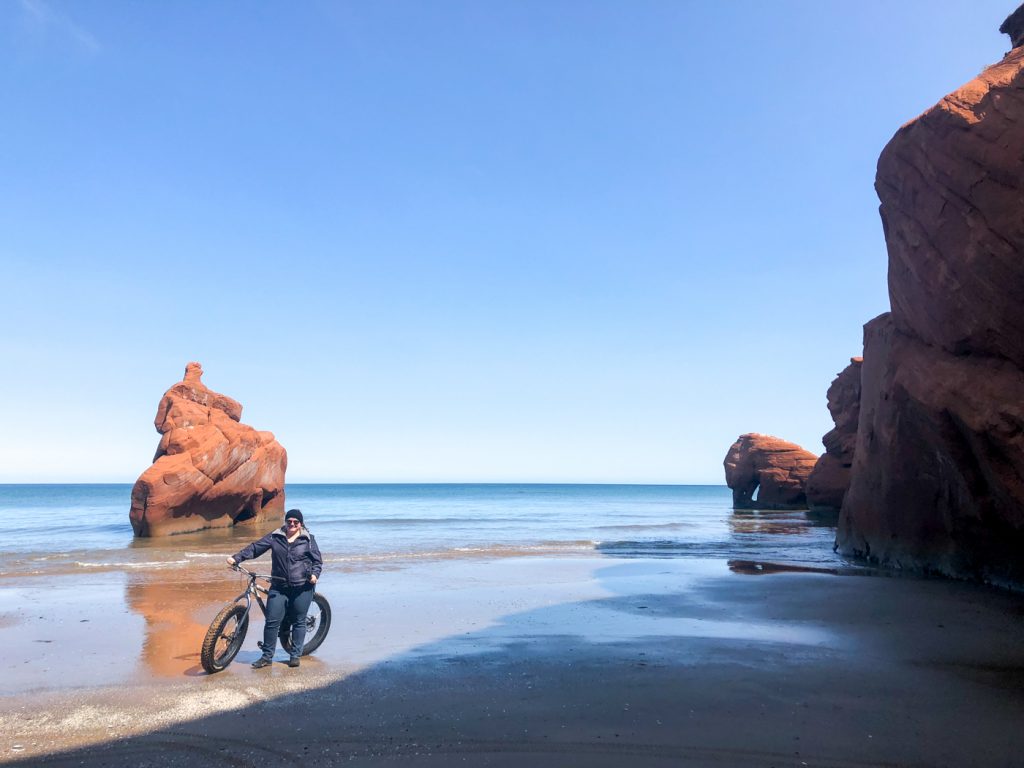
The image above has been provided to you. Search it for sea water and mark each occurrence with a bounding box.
[0,484,850,578]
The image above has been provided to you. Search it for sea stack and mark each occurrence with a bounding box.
[129,363,287,537]
[723,434,817,510]
[836,9,1024,586]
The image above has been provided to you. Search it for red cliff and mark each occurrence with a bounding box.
[806,358,862,513]
[837,24,1024,586]
[129,363,287,537]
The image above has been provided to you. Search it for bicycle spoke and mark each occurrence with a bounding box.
[214,621,241,660]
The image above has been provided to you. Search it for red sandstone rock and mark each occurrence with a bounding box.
[806,358,862,512]
[723,434,818,510]
[838,315,1024,585]
[838,31,1024,585]
[876,47,1024,367]
[129,363,287,537]
[805,454,848,514]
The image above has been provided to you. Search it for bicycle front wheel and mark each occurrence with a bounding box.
[201,603,249,673]
[280,593,332,656]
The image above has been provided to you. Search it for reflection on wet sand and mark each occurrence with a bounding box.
[124,570,247,677]
[729,509,821,536]
[727,559,839,576]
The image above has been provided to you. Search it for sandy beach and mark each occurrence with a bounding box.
[3,555,1024,767]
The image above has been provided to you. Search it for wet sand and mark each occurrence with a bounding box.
[3,556,1024,766]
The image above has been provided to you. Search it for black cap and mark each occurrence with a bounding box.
[284,509,304,525]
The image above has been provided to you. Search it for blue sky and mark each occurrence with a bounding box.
[0,0,1013,483]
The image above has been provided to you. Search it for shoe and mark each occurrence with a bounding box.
[251,657,273,669]
[287,657,300,668]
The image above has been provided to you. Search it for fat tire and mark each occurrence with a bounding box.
[280,593,332,656]
[201,603,249,673]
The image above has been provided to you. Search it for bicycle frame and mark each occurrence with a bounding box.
[232,565,271,625]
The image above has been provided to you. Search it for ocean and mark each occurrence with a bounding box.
[0,484,850,579]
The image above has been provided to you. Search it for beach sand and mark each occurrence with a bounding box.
[3,556,1024,766]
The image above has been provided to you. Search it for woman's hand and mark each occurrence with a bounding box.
[226,556,236,566]
[310,574,318,584]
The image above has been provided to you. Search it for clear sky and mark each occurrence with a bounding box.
[0,0,1014,483]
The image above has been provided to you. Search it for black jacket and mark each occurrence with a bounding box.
[233,526,323,588]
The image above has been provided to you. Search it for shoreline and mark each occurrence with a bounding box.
[4,555,1024,766]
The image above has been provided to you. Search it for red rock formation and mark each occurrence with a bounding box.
[837,27,1024,586]
[806,358,862,513]
[877,47,1024,367]
[839,314,1024,584]
[723,434,818,510]
[129,363,287,537]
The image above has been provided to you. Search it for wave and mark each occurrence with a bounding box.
[594,539,772,558]
[597,539,697,555]
[595,538,852,567]
[320,516,543,526]
[593,522,691,532]
[73,560,189,570]
[23,521,129,535]
[324,540,599,565]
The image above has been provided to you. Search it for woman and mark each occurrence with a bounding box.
[227,508,323,668]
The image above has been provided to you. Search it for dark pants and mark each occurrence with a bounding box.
[261,584,315,660]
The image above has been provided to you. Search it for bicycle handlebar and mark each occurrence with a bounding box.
[230,564,286,582]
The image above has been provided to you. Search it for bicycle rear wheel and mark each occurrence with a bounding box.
[201,603,249,673]
[280,593,332,656]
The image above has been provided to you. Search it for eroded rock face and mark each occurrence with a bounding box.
[129,363,287,537]
[837,34,1024,586]
[724,434,818,510]
[876,47,1024,367]
[838,315,1024,584]
[806,358,862,513]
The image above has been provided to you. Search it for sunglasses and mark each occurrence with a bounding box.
[285,519,301,525]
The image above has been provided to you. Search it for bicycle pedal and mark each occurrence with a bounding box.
[256,642,264,650]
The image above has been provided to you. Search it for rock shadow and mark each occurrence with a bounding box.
[12,561,1024,768]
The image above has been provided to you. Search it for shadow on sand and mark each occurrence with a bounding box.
[10,552,1024,768]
